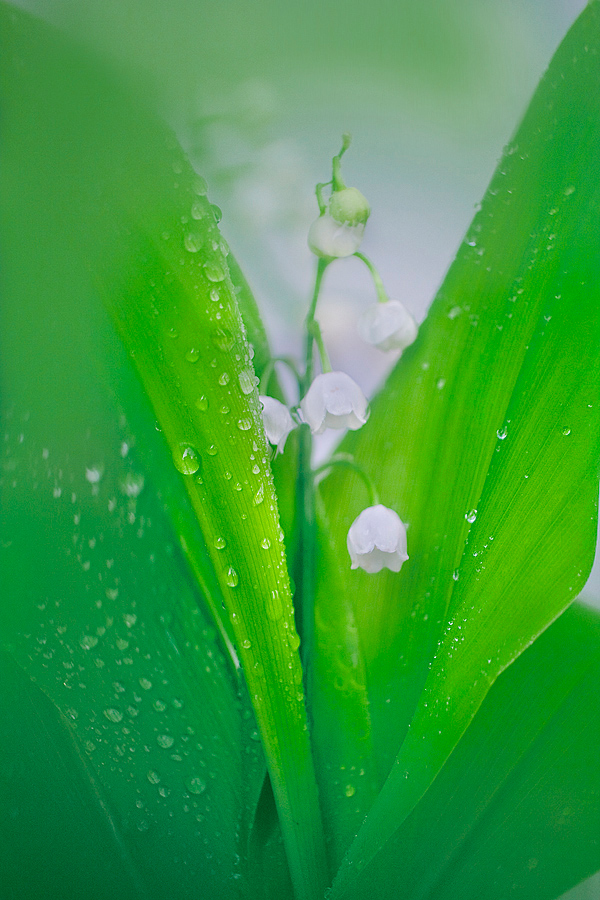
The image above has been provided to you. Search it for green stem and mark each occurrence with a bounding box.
[303,258,329,388]
[313,454,380,506]
[332,132,352,192]
[315,181,330,215]
[259,356,302,396]
[308,320,332,374]
[295,257,331,674]
[354,250,389,304]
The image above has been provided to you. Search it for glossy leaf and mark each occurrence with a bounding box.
[0,5,327,899]
[321,2,600,890]
[332,601,600,900]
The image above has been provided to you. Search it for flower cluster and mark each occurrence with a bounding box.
[258,137,414,575]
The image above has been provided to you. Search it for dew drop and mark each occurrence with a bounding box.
[452,569,460,581]
[157,734,175,749]
[562,426,571,436]
[206,444,218,456]
[173,443,201,475]
[266,590,283,621]
[104,708,123,723]
[225,567,239,588]
[139,677,152,690]
[185,347,200,363]
[496,426,507,440]
[191,200,205,220]
[465,509,477,524]
[214,536,226,550]
[195,395,208,411]
[211,204,223,223]
[289,632,301,652]
[218,372,230,386]
[260,537,271,550]
[186,776,206,795]
[193,176,208,196]
[184,232,203,253]
[120,472,145,497]
[80,634,99,650]
[238,370,255,395]
[212,328,235,352]
[237,417,252,431]
[85,465,104,484]
[253,484,264,505]
[345,784,356,798]
[147,770,161,785]
[204,261,225,283]
[209,288,220,303]
[241,639,251,649]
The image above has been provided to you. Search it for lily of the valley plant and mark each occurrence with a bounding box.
[2,4,600,900]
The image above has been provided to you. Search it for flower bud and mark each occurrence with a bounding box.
[347,505,408,574]
[259,395,295,453]
[300,371,369,435]
[308,213,365,259]
[328,187,371,227]
[358,300,418,353]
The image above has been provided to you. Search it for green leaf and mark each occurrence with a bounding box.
[0,328,265,896]
[0,5,328,898]
[320,2,600,889]
[330,601,600,900]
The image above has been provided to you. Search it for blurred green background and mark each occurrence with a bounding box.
[20,0,586,368]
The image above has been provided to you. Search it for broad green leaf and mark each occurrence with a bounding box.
[0,652,148,900]
[0,6,328,898]
[0,332,264,896]
[309,491,377,869]
[320,2,600,889]
[331,601,600,900]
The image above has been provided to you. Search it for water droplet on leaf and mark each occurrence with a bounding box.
[184,233,203,253]
[173,443,201,475]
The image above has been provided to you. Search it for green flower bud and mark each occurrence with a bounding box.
[328,186,371,227]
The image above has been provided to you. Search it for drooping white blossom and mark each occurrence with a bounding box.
[358,300,418,352]
[347,505,408,574]
[300,372,369,435]
[259,395,295,453]
[308,213,365,259]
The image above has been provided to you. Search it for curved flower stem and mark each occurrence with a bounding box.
[259,356,302,397]
[307,319,332,374]
[354,250,389,304]
[295,257,330,673]
[313,454,380,507]
[303,257,329,388]
[331,132,352,192]
[315,181,331,215]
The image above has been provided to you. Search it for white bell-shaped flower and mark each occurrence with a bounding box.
[347,505,408,574]
[259,395,295,453]
[308,213,365,259]
[358,300,418,352]
[300,371,369,435]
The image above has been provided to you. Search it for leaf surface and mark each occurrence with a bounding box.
[332,602,600,900]
[317,2,600,888]
[0,5,327,898]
